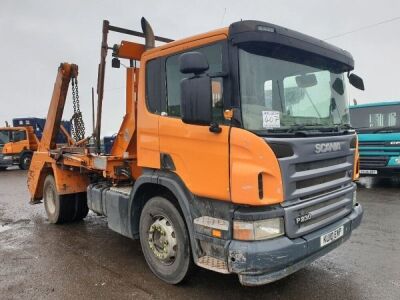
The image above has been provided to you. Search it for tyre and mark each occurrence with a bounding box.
[19,152,32,170]
[43,175,76,224]
[139,196,193,284]
[0,167,7,171]
[72,192,89,221]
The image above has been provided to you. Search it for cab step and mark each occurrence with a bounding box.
[197,256,230,274]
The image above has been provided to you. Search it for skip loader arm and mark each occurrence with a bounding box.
[28,63,89,202]
[39,63,78,151]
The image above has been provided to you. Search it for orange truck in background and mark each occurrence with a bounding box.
[0,118,72,170]
[0,122,39,170]
[27,18,365,286]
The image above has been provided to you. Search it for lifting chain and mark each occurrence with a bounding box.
[70,77,85,141]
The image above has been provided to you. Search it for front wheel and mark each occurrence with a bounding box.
[139,196,192,284]
[19,152,32,170]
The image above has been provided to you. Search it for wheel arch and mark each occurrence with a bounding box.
[29,163,53,201]
[129,169,199,260]
[20,149,33,157]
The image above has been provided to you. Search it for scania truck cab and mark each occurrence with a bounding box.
[0,125,39,170]
[28,19,364,286]
[0,118,71,170]
[350,101,400,176]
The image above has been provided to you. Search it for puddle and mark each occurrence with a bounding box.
[0,224,12,233]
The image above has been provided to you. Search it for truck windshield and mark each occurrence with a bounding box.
[238,44,351,133]
[350,104,400,133]
[0,130,10,145]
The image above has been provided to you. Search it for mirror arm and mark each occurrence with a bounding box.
[209,122,222,134]
[208,71,228,78]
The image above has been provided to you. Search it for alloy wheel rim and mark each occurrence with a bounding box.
[147,216,177,265]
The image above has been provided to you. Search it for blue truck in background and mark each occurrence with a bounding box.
[350,101,400,176]
[12,118,71,144]
[103,135,116,154]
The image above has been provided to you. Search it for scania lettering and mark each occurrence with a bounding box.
[314,142,342,154]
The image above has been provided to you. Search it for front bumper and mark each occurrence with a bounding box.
[228,203,363,286]
[0,154,13,167]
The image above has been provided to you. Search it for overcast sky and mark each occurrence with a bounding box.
[1,0,399,135]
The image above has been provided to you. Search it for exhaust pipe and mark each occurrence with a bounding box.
[141,17,155,50]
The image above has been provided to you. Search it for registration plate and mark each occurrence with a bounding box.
[320,226,344,247]
[360,169,378,175]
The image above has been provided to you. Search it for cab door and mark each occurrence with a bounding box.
[10,129,28,153]
[158,41,230,201]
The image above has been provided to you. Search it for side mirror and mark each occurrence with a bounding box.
[180,76,212,125]
[348,73,364,90]
[112,57,120,68]
[179,52,209,74]
[179,52,215,128]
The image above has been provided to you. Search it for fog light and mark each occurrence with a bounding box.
[233,218,284,241]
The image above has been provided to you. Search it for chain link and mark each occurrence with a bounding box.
[70,77,85,141]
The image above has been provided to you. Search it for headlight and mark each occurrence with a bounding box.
[2,155,12,160]
[233,218,284,241]
[353,190,357,206]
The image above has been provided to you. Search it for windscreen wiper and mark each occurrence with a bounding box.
[333,124,355,132]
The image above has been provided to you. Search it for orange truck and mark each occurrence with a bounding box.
[0,121,40,170]
[0,118,71,170]
[27,18,365,286]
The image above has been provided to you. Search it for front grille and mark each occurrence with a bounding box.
[265,135,356,238]
[284,189,354,238]
[296,171,346,189]
[358,141,400,157]
[360,156,388,168]
[299,186,342,201]
[359,141,385,147]
[296,157,347,172]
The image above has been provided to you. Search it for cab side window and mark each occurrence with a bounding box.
[146,58,164,114]
[165,43,224,122]
[13,130,26,142]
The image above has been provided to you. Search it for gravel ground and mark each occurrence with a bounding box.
[0,168,399,299]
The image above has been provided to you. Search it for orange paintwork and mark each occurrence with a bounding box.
[39,63,77,151]
[0,126,38,155]
[111,67,138,159]
[159,119,230,201]
[27,25,285,207]
[137,32,231,201]
[230,128,284,205]
[117,41,145,60]
[353,135,360,180]
[28,151,89,199]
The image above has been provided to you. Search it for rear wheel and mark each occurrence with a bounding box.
[43,175,75,223]
[139,196,192,284]
[43,175,88,223]
[19,152,32,170]
[72,193,89,221]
